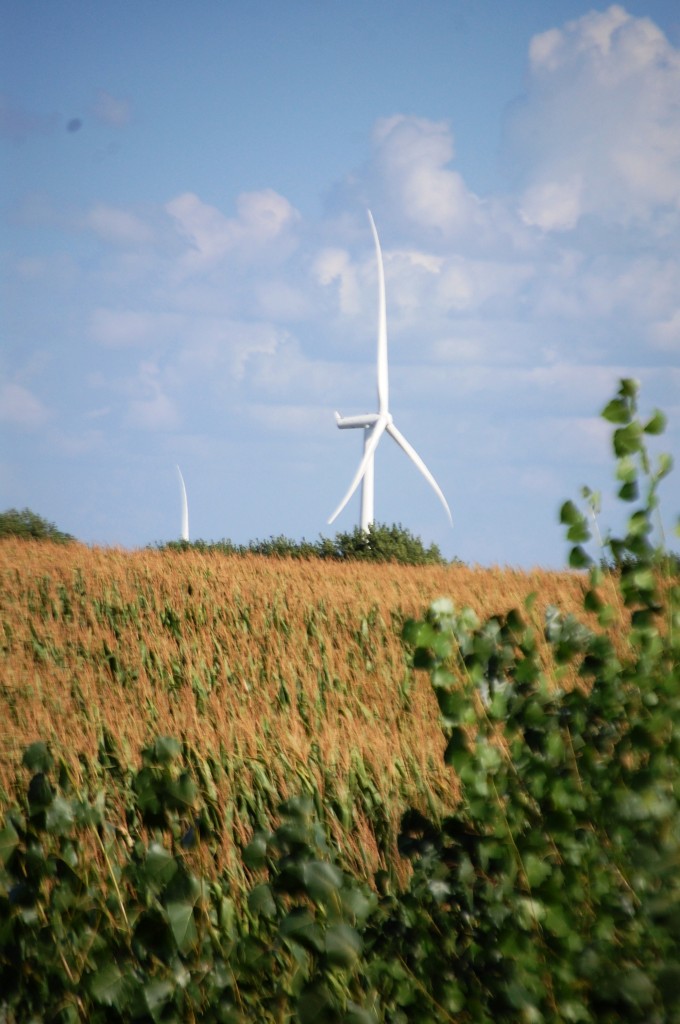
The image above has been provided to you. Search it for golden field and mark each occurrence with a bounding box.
[0,538,594,879]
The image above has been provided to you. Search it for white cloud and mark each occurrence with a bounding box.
[166,188,300,274]
[86,204,153,246]
[0,381,49,428]
[313,248,362,315]
[512,5,680,229]
[173,318,286,383]
[519,176,583,231]
[372,115,483,236]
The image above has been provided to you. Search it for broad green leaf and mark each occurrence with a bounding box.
[560,999,591,1022]
[150,736,181,764]
[524,853,552,888]
[340,886,376,925]
[145,841,178,887]
[22,742,53,774]
[166,772,197,809]
[567,520,590,543]
[325,922,362,967]
[569,545,592,569]
[618,481,639,502]
[559,501,582,526]
[516,896,546,930]
[583,589,603,613]
[247,882,276,919]
[476,739,502,774]
[441,980,465,1013]
[89,961,129,1008]
[656,451,673,481]
[301,860,343,904]
[429,596,455,618]
[430,666,456,691]
[619,377,639,398]
[242,833,268,870]
[346,1003,379,1024]
[437,688,468,727]
[279,908,324,953]
[601,397,630,424]
[644,409,666,435]
[627,510,651,537]
[45,795,75,835]
[297,985,334,1024]
[27,772,53,809]
[613,422,642,457]
[444,727,469,772]
[144,979,175,1022]
[619,967,655,1009]
[166,899,197,954]
[0,822,19,866]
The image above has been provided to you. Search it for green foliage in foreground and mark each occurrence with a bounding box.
[0,507,74,543]
[161,521,449,565]
[2,378,679,1022]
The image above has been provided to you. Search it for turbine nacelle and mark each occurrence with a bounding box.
[334,411,391,430]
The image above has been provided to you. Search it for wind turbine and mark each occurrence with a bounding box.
[328,210,452,533]
[176,465,189,542]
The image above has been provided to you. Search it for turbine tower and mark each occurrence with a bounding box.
[176,465,189,542]
[328,210,452,533]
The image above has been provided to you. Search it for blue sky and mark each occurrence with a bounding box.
[2,1,679,567]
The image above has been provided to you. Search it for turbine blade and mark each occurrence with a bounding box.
[176,465,189,541]
[386,423,453,526]
[328,417,388,525]
[367,210,389,415]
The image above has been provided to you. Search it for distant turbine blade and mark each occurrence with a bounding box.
[176,465,189,541]
[367,210,389,415]
[328,416,388,525]
[386,423,453,526]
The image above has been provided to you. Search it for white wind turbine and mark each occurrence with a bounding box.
[328,210,452,533]
[176,465,189,542]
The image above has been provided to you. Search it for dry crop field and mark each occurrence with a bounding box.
[1,538,594,879]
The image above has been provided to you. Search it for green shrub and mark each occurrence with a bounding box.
[158,522,451,565]
[0,507,74,543]
[381,378,680,1022]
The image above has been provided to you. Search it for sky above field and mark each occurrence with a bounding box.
[2,1,679,567]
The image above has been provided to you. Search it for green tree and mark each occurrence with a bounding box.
[325,522,448,565]
[0,507,74,543]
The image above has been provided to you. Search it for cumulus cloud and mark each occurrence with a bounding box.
[371,115,483,236]
[510,5,680,230]
[166,188,300,274]
[313,248,362,315]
